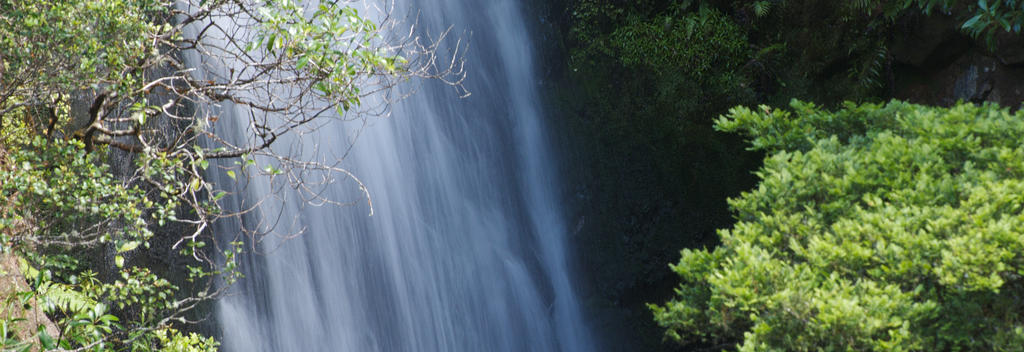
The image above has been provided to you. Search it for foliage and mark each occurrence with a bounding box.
[0,0,164,110]
[736,0,1023,97]
[0,137,161,248]
[152,329,218,352]
[608,7,747,78]
[957,0,1024,40]
[560,2,761,349]
[851,0,1024,41]
[570,0,748,74]
[560,0,1024,349]
[251,0,408,113]
[1,0,462,350]
[566,0,754,170]
[652,100,1024,350]
[0,133,235,350]
[730,0,1022,40]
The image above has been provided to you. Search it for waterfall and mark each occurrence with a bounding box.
[196,0,595,351]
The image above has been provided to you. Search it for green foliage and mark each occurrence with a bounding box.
[609,7,747,78]
[870,0,1024,40]
[0,0,167,104]
[747,0,1023,96]
[0,0,427,348]
[734,0,898,101]
[750,1,772,17]
[250,0,407,113]
[959,0,1024,41]
[561,2,762,348]
[571,1,748,75]
[701,0,1022,102]
[153,328,218,352]
[563,0,1024,349]
[567,1,753,139]
[653,100,1024,350]
[734,0,1022,40]
[0,1,225,349]
[0,134,225,350]
[0,137,159,247]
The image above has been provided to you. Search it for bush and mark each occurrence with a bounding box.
[652,100,1024,351]
[0,134,226,351]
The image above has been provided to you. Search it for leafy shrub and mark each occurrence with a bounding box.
[652,100,1024,350]
[0,136,222,351]
[604,6,748,78]
[0,137,158,247]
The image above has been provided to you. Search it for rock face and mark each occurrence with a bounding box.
[894,19,1024,109]
[898,52,1024,108]
[890,13,971,70]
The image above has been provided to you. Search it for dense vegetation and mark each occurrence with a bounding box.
[653,101,1024,350]
[550,0,1024,350]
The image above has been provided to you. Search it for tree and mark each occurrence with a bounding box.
[652,100,1024,350]
[0,0,464,350]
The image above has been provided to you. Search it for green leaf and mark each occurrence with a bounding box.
[38,326,56,350]
[963,14,983,30]
[118,241,140,253]
[212,191,228,201]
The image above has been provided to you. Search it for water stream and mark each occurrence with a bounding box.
[203,0,592,350]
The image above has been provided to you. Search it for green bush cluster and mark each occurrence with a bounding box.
[0,134,221,351]
[652,100,1024,350]
[0,0,166,105]
[0,137,157,246]
[575,4,748,78]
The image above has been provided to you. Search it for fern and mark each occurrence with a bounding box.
[37,282,95,315]
[851,0,877,11]
[848,40,888,92]
[18,258,96,315]
[752,1,772,17]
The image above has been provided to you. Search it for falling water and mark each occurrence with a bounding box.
[198,0,595,351]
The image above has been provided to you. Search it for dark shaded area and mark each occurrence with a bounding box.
[530,1,763,350]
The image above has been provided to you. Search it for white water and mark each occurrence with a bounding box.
[200,0,595,351]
